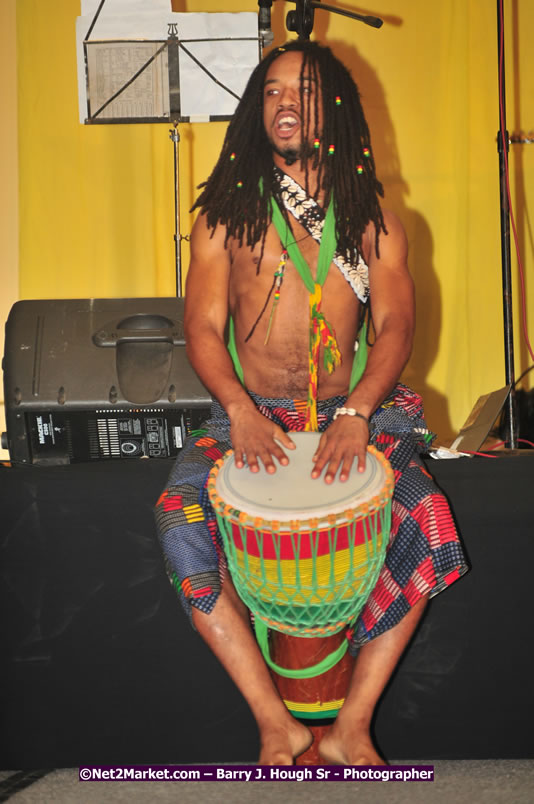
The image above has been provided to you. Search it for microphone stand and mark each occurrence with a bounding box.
[258,0,274,50]
[168,25,183,298]
[285,0,383,39]
[169,121,183,298]
[496,0,518,446]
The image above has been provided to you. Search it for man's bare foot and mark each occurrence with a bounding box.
[319,724,386,766]
[258,720,313,765]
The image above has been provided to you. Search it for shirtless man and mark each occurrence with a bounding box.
[155,40,467,766]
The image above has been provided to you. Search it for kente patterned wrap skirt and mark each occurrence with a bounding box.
[154,384,468,652]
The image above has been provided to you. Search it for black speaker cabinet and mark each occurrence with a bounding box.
[2,298,212,465]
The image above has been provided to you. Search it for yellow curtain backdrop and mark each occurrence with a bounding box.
[0,0,19,460]
[16,0,534,443]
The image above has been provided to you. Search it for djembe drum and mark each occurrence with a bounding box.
[207,432,394,764]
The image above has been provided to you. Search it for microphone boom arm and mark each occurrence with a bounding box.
[313,2,382,29]
[286,1,382,39]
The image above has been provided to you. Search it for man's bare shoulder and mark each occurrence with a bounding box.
[185,213,231,321]
[190,213,262,274]
[365,207,414,333]
[381,209,408,244]
[190,211,229,256]
[365,209,408,267]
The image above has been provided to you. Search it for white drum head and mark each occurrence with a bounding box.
[215,432,389,523]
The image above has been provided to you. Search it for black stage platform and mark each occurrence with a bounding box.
[1,453,533,767]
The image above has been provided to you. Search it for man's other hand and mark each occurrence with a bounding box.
[230,407,296,474]
[311,416,369,483]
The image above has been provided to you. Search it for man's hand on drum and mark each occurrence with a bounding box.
[230,406,296,474]
[311,415,370,483]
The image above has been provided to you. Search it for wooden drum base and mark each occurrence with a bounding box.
[269,629,355,765]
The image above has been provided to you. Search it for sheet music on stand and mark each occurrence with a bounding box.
[76,4,260,124]
[75,2,260,296]
[84,40,171,122]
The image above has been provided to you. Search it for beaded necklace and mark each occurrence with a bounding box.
[269,195,341,430]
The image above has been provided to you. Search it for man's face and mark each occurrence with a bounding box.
[263,50,322,166]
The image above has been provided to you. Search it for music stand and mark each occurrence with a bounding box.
[77,7,260,295]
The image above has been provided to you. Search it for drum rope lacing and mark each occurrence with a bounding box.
[208,442,394,679]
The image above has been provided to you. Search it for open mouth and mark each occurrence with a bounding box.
[275,112,300,139]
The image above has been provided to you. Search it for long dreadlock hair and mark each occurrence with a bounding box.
[191,39,386,265]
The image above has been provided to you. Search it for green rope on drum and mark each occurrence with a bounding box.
[213,502,392,680]
[210,444,394,681]
[253,617,350,679]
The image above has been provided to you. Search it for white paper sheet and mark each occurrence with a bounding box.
[76,11,259,123]
[85,41,170,119]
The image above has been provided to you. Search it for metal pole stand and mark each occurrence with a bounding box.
[497,0,518,447]
[169,122,182,298]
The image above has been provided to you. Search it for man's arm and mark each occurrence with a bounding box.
[311,209,414,482]
[184,214,295,472]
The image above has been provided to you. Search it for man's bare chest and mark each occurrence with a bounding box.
[228,223,361,348]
